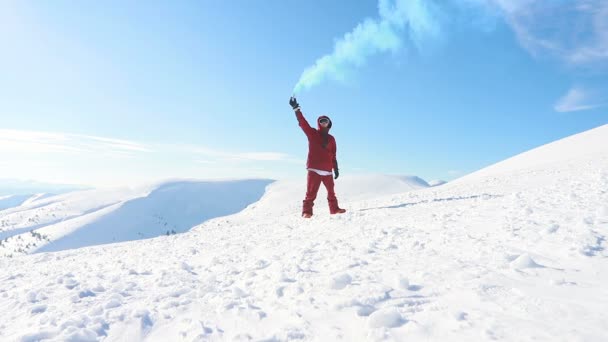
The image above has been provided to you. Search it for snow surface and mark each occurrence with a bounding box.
[1,125,608,341]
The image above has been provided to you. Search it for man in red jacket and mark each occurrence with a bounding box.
[290,96,347,218]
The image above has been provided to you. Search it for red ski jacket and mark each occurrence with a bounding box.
[295,109,337,172]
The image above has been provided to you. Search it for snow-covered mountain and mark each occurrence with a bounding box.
[1,125,607,341]
[0,179,274,256]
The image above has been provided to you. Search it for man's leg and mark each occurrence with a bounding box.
[303,171,322,216]
[322,175,346,214]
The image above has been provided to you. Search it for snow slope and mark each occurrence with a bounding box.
[1,125,607,341]
[0,179,273,256]
[456,124,608,181]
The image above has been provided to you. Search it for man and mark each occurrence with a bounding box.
[290,96,347,218]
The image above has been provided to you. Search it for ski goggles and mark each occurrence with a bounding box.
[319,118,330,124]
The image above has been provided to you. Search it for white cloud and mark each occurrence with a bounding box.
[171,144,299,164]
[554,86,605,112]
[194,159,217,165]
[488,0,608,66]
[0,129,302,187]
[0,129,150,156]
[0,129,299,165]
[232,152,291,162]
[75,134,152,152]
[477,1,608,113]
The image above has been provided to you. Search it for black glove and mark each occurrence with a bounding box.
[289,96,300,110]
[333,160,340,179]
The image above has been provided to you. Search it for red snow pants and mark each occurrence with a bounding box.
[302,171,341,215]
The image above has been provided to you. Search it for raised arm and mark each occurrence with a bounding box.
[289,97,315,138]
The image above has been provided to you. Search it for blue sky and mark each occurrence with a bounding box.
[1,0,607,187]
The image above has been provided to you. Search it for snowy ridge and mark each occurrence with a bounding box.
[0,179,273,256]
[1,125,607,341]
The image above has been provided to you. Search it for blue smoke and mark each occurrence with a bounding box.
[292,0,445,94]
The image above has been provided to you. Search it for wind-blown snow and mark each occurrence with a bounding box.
[1,125,608,341]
